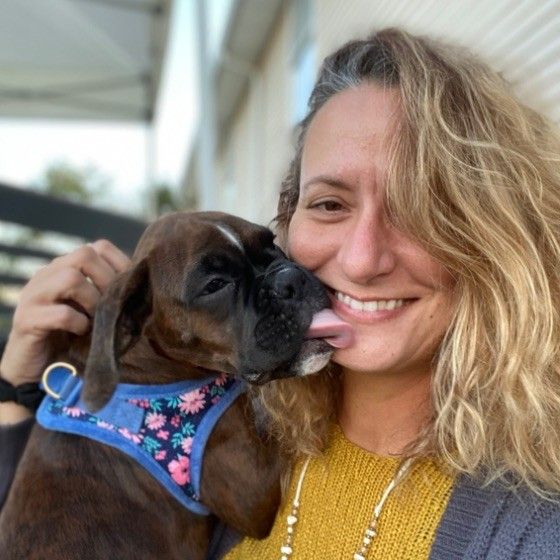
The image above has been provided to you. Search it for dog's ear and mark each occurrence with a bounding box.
[82,259,152,412]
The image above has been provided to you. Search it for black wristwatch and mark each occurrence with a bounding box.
[0,375,45,412]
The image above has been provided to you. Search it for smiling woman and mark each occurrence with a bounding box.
[227,27,560,560]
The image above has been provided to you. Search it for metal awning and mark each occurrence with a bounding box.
[0,0,171,122]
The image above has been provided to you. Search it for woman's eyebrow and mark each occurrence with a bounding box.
[301,175,353,192]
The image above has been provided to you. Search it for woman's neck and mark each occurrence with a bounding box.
[337,367,432,457]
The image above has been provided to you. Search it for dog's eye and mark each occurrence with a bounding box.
[200,278,230,296]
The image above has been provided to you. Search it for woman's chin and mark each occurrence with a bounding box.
[331,346,401,375]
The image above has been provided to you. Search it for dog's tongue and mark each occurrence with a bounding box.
[306,309,354,349]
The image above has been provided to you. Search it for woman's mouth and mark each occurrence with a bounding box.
[335,291,416,311]
[330,290,418,321]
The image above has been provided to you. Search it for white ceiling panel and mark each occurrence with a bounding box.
[0,0,171,122]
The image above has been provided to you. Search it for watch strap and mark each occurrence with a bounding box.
[0,376,45,411]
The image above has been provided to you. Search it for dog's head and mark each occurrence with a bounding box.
[82,211,336,411]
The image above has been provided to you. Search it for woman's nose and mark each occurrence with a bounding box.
[336,213,396,284]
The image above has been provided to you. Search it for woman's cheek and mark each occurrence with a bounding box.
[288,212,329,271]
[287,213,319,270]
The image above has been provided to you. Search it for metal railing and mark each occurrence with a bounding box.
[0,183,148,348]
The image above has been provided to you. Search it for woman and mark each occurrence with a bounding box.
[2,28,560,558]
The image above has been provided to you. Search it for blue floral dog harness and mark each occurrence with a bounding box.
[36,362,246,515]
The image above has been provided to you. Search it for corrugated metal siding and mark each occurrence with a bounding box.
[315,0,560,123]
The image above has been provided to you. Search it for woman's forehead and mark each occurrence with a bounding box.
[301,85,400,184]
[306,84,400,138]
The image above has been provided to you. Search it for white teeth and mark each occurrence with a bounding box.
[335,292,407,312]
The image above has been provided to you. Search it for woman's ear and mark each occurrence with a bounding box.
[82,259,152,412]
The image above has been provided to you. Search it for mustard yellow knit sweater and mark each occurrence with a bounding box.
[224,424,453,560]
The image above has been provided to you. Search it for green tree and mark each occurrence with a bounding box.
[145,182,198,218]
[34,162,110,203]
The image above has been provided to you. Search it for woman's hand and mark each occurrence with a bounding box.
[0,240,131,392]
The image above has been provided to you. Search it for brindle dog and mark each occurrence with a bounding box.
[0,211,333,560]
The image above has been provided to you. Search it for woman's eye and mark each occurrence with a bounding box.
[310,200,345,213]
[200,278,229,296]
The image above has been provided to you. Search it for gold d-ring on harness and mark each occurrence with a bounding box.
[41,362,78,400]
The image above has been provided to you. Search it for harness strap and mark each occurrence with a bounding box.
[37,363,246,515]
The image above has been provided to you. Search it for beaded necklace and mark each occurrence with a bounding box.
[279,456,413,560]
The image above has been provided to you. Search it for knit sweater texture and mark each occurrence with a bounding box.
[224,423,453,559]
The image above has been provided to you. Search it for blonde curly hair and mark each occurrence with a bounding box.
[256,28,560,498]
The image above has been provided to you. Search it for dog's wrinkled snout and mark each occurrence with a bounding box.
[240,254,331,382]
[271,266,307,301]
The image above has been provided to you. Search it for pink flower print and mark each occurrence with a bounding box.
[170,415,181,427]
[155,450,167,461]
[181,436,193,455]
[145,412,166,430]
[214,373,228,387]
[63,407,83,418]
[156,429,169,441]
[118,428,143,444]
[211,396,221,405]
[168,455,190,486]
[179,389,206,415]
[97,420,114,430]
[129,398,150,409]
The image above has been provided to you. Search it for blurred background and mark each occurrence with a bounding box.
[0,0,559,350]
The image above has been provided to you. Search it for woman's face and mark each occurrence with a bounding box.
[288,83,455,376]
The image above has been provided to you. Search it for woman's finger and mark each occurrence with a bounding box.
[44,303,92,335]
[21,264,101,312]
[50,245,119,293]
[88,239,131,274]
[12,302,91,338]
[51,268,103,317]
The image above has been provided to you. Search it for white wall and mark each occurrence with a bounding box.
[217,2,295,225]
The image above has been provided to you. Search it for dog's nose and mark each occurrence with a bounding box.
[271,266,307,301]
